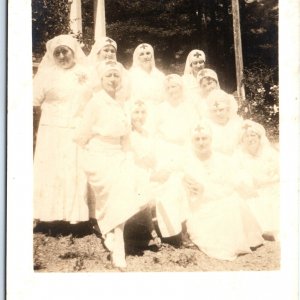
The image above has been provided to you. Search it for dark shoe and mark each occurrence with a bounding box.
[90,218,101,237]
[181,233,195,248]
[262,232,275,241]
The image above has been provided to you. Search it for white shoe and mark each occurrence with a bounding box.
[112,252,127,270]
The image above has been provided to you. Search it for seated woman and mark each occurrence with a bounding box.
[152,74,198,246]
[196,68,238,118]
[128,43,165,133]
[205,89,243,156]
[183,122,264,261]
[87,36,130,101]
[74,60,150,269]
[33,34,91,225]
[125,99,161,249]
[182,49,206,103]
[233,120,280,241]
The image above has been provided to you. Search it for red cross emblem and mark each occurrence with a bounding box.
[194,52,202,58]
[106,38,114,44]
[140,44,148,49]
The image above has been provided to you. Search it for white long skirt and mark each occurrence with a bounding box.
[81,141,150,235]
[187,195,264,261]
[34,125,88,223]
[152,139,189,237]
[153,174,188,237]
[246,183,280,235]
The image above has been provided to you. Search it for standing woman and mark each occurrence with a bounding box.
[33,35,91,224]
[88,36,118,65]
[129,43,165,132]
[182,49,206,102]
[74,60,150,269]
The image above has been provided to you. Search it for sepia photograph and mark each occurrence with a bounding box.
[7,0,299,299]
[32,0,280,273]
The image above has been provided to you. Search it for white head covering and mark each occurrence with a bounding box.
[164,74,186,101]
[190,120,212,139]
[125,98,147,115]
[96,60,123,91]
[164,74,183,88]
[197,68,219,87]
[88,36,117,65]
[36,35,87,73]
[132,43,155,69]
[239,119,270,148]
[97,60,123,79]
[184,50,206,75]
[206,89,238,118]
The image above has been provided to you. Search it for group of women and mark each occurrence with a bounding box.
[33,34,279,270]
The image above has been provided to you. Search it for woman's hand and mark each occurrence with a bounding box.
[138,156,156,169]
[150,169,171,183]
[183,175,204,197]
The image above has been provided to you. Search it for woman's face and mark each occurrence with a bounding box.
[53,46,75,69]
[131,104,147,131]
[191,58,205,75]
[101,70,121,95]
[97,45,117,61]
[243,130,261,155]
[192,129,212,157]
[200,77,218,95]
[166,81,182,100]
[209,104,230,125]
[138,49,152,70]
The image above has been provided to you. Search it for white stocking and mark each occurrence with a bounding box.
[112,223,127,268]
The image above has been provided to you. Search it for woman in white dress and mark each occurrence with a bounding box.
[33,35,91,224]
[87,36,130,101]
[205,89,242,155]
[128,43,165,132]
[182,49,206,102]
[183,122,264,261]
[152,74,197,244]
[126,100,162,248]
[74,60,150,269]
[234,120,280,241]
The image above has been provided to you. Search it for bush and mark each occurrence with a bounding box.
[238,63,279,143]
[32,0,72,59]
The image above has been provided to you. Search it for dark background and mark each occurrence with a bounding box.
[32,0,279,140]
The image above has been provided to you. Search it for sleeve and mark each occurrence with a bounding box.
[73,97,98,147]
[253,148,279,186]
[33,71,47,106]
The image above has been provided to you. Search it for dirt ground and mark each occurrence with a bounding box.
[33,221,280,273]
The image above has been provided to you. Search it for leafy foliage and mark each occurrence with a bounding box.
[238,63,279,142]
[32,0,279,138]
[32,0,71,59]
